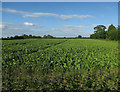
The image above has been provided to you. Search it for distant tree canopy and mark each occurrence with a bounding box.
[2,34,42,40]
[43,35,54,38]
[78,35,82,38]
[90,24,119,40]
[2,34,56,40]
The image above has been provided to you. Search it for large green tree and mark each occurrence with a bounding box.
[106,24,118,40]
[90,25,106,39]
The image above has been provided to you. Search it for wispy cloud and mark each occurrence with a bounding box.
[24,13,94,20]
[2,22,30,30]
[0,23,5,29]
[63,25,87,28]
[59,15,93,20]
[50,25,87,32]
[1,8,28,15]
[2,8,94,20]
[48,24,90,37]
[2,22,93,37]
[23,22,44,28]
[23,12,58,18]
[2,22,44,31]
[51,28,59,31]
[2,22,34,37]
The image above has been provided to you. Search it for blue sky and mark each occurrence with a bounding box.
[1,2,118,37]
[2,0,120,2]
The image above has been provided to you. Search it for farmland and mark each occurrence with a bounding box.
[2,39,118,91]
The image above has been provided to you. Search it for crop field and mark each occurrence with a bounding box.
[2,39,118,91]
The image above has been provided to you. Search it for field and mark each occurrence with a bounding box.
[2,39,118,91]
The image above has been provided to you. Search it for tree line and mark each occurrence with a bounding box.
[1,34,55,40]
[1,34,83,40]
[90,24,120,40]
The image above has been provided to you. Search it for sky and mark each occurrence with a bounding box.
[1,2,118,37]
[2,0,120,2]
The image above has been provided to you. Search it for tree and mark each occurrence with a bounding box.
[94,25,106,33]
[106,24,118,40]
[43,35,54,38]
[78,35,82,38]
[29,34,32,38]
[14,35,19,39]
[10,36,14,39]
[43,35,47,38]
[22,34,29,39]
[118,27,120,40]
[37,36,41,38]
[47,35,54,38]
[91,25,107,39]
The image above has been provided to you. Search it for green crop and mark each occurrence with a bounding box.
[2,39,118,91]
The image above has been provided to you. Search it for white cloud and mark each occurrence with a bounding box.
[63,25,87,28]
[2,22,35,37]
[50,25,87,33]
[2,8,94,20]
[2,8,28,15]
[51,28,59,30]
[24,13,94,20]
[2,22,91,37]
[0,23,5,29]
[59,15,93,20]
[2,22,25,29]
[2,22,28,30]
[58,15,73,20]
[33,12,58,16]
[2,22,44,32]
[23,14,38,18]
[24,22,34,26]
[24,22,44,28]
[47,24,90,37]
